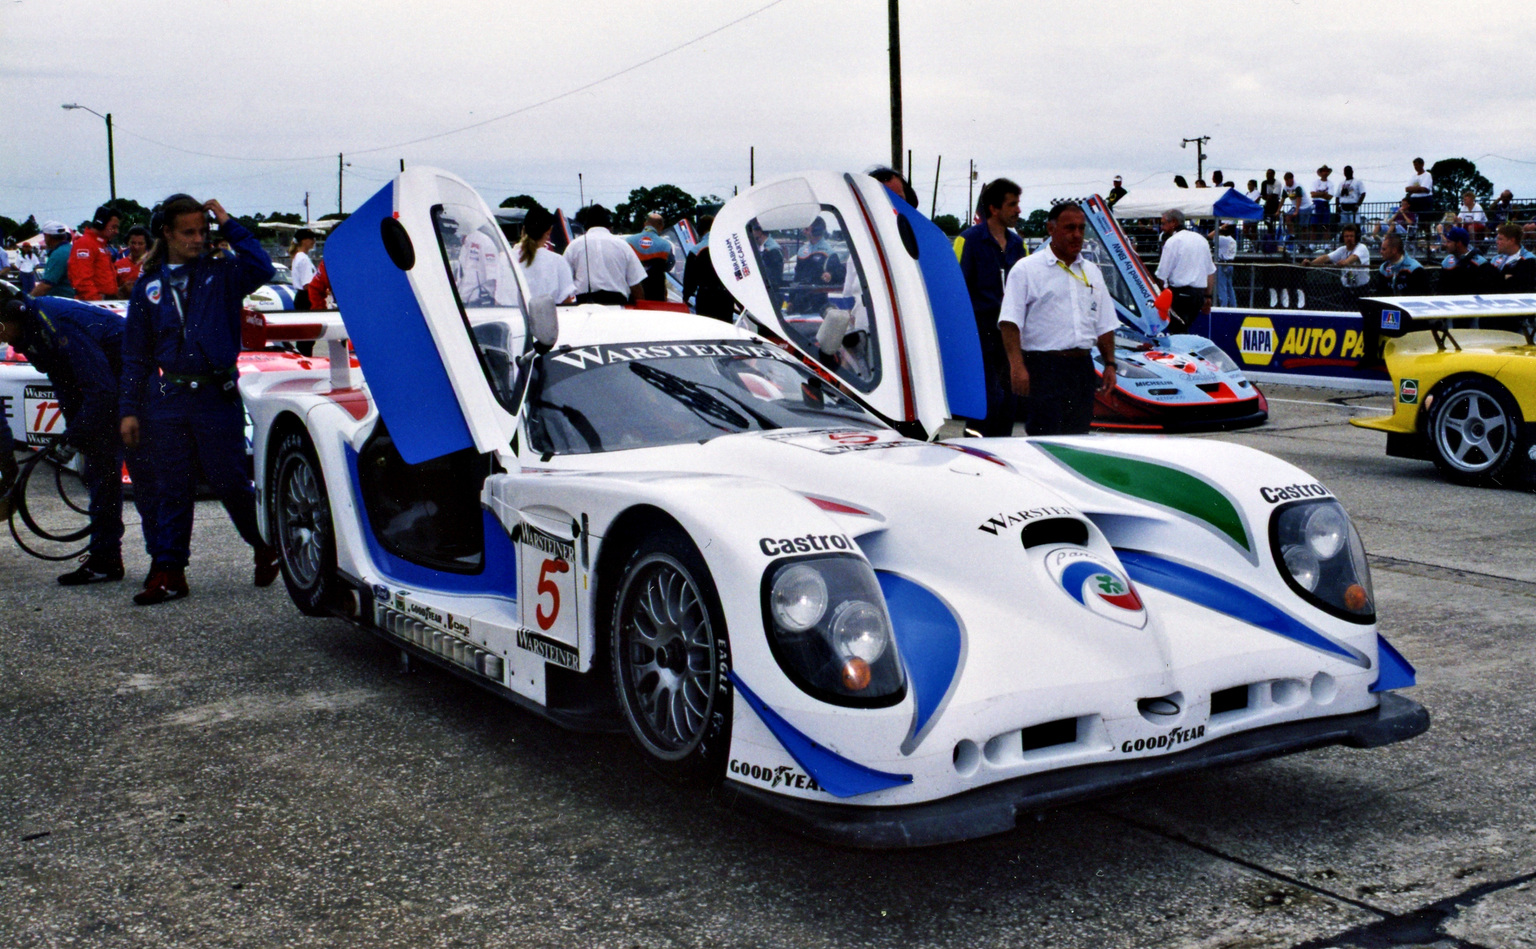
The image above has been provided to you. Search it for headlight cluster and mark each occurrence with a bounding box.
[1271,499,1374,621]
[762,557,905,707]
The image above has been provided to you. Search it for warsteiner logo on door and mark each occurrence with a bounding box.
[516,519,579,647]
[23,384,63,445]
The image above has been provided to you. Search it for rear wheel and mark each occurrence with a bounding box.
[1428,378,1523,486]
[610,527,731,784]
[271,431,337,616]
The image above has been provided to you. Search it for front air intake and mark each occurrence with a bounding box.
[1020,518,1090,549]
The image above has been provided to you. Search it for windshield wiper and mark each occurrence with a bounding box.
[629,363,752,432]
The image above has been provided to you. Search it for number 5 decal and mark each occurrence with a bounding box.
[536,558,570,630]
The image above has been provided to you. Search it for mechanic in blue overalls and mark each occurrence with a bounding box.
[0,281,160,584]
[119,195,278,606]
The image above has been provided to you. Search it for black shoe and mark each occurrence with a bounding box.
[134,566,189,606]
[58,556,126,586]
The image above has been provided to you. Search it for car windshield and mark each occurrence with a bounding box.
[1078,213,1148,325]
[526,340,882,455]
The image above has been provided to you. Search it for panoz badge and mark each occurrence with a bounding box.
[1045,547,1147,628]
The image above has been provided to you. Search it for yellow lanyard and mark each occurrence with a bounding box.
[1056,259,1091,290]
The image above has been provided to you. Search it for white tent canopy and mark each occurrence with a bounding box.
[1107,187,1263,221]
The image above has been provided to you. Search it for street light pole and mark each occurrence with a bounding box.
[1181,135,1211,184]
[61,103,116,201]
[888,0,903,172]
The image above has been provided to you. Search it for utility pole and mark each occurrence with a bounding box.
[304,192,310,223]
[1181,136,1211,184]
[750,146,755,187]
[337,153,344,215]
[400,159,405,172]
[888,0,902,171]
[931,155,941,218]
[906,149,912,185]
[105,113,115,201]
[578,173,584,208]
[968,160,976,223]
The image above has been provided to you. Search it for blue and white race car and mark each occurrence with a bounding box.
[244,168,1425,847]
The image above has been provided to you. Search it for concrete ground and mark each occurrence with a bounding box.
[2,385,1532,949]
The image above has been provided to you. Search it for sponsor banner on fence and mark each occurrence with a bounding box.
[1197,309,1390,386]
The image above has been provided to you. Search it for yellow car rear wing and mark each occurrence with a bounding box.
[1358,293,1536,366]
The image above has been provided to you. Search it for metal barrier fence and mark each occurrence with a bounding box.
[1216,261,1444,313]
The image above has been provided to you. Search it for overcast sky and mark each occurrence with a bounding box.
[5,0,1536,229]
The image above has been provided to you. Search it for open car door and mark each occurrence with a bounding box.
[1081,194,1168,339]
[710,171,984,439]
[326,167,529,464]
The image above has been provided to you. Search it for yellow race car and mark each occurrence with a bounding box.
[1351,295,1536,486]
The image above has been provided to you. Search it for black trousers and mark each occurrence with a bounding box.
[1168,287,1203,334]
[574,289,629,306]
[973,318,1019,436]
[1022,351,1097,436]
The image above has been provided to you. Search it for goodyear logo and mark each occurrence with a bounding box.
[1237,317,1275,367]
[1399,378,1419,404]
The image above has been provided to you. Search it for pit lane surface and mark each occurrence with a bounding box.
[2,384,1533,949]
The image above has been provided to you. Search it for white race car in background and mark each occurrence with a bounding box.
[242,167,1427,847]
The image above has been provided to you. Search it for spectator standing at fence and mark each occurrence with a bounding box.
[288,229,317,312]
[1259,170,1282,239]
[1309,166,1336,235]
[1376,234,1428,296]
[1304,223,1371,294]
[1490,224,1536,292]
[1488,190,1516,226]
[68,205,122,302]
[1215,223,1237,308]
[32,222,76,298]
[565,205,646,305]
[1438,227,1488,295]
[997,202,1118,437]
[1337,167,1365,226]
[11,242,38,293]
[1405,158,1434,219]
[1455,191,1487,233]
[1211,171,1225,189]
[1107,176,1126,207]
[956,177,1025,436]
[1155,208,1215,333]
[1281,173,1312,244]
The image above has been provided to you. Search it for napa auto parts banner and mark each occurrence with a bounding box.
[1194,309,1390,390]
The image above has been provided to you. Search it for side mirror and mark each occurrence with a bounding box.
[528,295,559,352]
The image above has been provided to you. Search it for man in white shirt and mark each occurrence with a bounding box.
[1336,166,1366,226]
[1405,157,1434,219]
[997,202,1119,436]
[1303,223,1372,290]
[1155,208,1216,333]
[1309,166,1337,236]
[1281,172,1314,242]
[563,205,646,306]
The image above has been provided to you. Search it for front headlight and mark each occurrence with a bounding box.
[1197,344,1241,373]
[1271,499,1374,621]
[761,556,905,707]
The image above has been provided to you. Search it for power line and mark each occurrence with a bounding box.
[102,0,792,165]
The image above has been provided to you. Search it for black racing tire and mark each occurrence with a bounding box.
[270,430,338,616]
[1427,377,1524,487]
[610,526,732,785]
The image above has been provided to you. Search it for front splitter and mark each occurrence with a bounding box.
[720,692,1429,849]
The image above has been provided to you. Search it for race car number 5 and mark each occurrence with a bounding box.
[535,558,570,630]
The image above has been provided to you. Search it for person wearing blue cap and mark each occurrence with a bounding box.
[1438,226,1490,295]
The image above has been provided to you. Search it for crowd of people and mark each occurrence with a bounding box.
[1,197,279,605]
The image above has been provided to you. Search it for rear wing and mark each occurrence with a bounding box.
[1358,293,1536,364]
[241,308,355,388]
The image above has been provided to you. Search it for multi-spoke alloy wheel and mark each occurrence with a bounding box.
[612,528,731,783]
[1429,379,1522,486]
[271,432,337,615]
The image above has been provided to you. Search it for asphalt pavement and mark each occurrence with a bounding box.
[2,384,1533,949]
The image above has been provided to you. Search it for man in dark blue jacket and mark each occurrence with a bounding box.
[954,178,1025,436]
[0,282,159,583]
[120,195,278,605]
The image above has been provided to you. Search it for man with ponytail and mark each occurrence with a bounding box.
[120,194,279,605]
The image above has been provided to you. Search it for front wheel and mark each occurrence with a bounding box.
[270,431,338,616]
[1428,378,1523,486]
[610,527,732,784]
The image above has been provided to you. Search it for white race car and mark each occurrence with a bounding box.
[244,168,1427,847]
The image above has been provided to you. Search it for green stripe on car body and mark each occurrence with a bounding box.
[1037,443,1250,552]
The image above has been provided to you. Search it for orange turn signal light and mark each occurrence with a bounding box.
[841,658,871,691]
[1344,584,1369,612]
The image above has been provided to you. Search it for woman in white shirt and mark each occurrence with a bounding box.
[515,207,575,305]
[288,228,317,310]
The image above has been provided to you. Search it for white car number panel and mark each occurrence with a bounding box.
[516,517,580,649]
[24,384,63,444]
